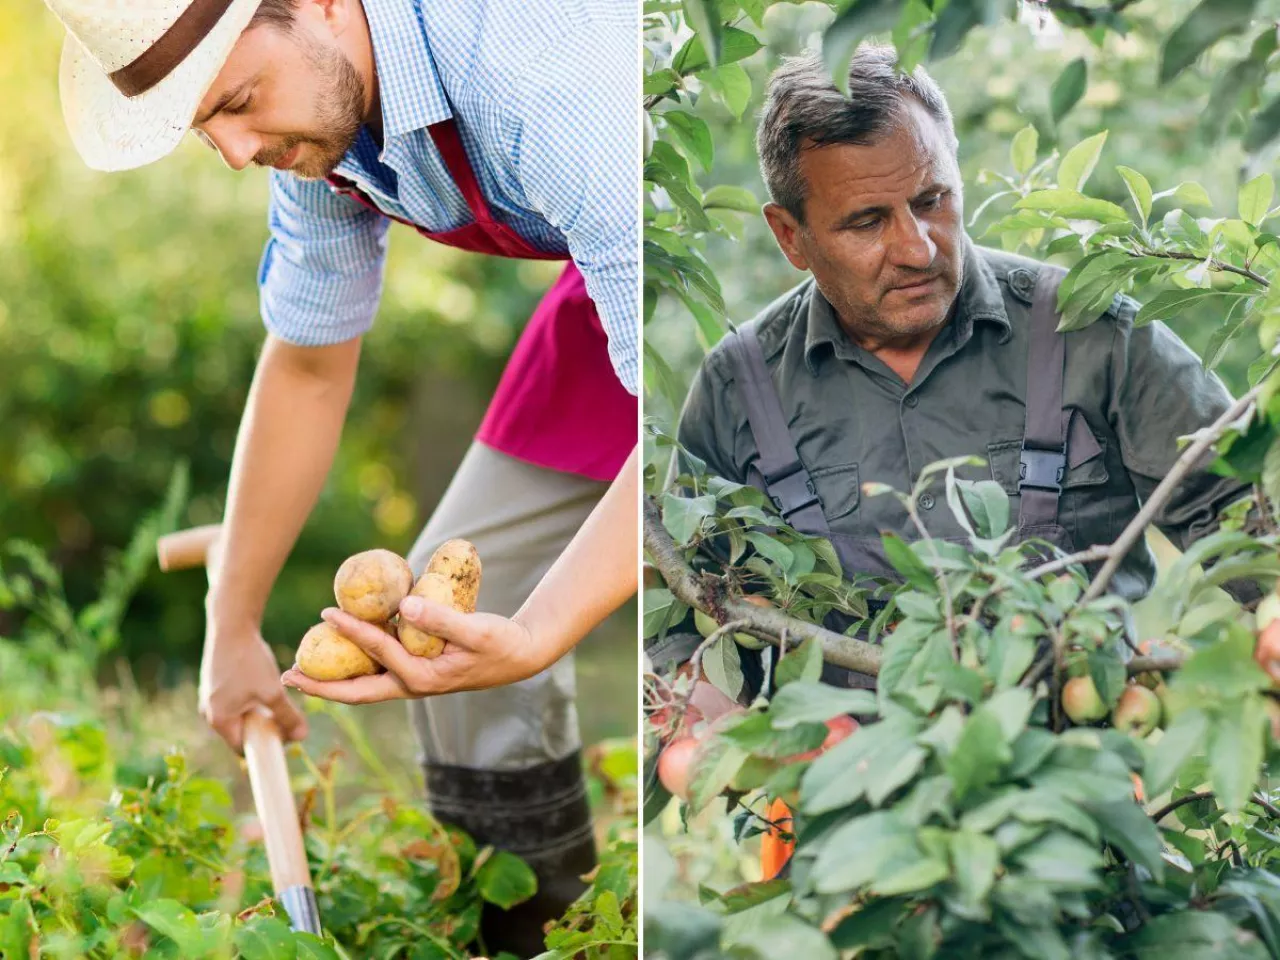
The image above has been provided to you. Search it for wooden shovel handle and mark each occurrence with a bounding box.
[242,706,312,891]
[156,523,222,572]
[156,524,319,930]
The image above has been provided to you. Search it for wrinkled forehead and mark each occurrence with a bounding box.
[801,104,959,202]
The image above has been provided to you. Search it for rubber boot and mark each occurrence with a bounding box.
[425,751,597,958]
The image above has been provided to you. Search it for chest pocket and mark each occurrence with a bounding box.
[987,410,1108,495]
[809,463,861,522]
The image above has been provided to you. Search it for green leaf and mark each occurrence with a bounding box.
[1117,166,1153,225]
[733,913,837,960]
[1050,59,1088,125]
[770,682,876,727]
[1208,694,1268,812]
[882,533,936,590]
[680,0,723,69]
[823,0,904,93]
[811,811,916,893]
[703,64,752,120]
[703,635,745,701]
[950,830,1000,915]
[1240,173,1275,225]
[1010,125,1039,177]
[746,532,794,572]
[775,637,825,689]
[702,184,760,214]
[664,111,714,172]
[1057,132,1109,192]
[673,25,762,75]
[945,710,1012,800]
[644,69,681,97]
[234,917,297,960]
[661,493,716,545]
[688,737,748,812]
[478,849,539,909]
[1135,288,1235,326]
[1084,798,1165,882]
[1017,189,1128,223]
[1245,92,1280,153]
[1160,0,1259,84]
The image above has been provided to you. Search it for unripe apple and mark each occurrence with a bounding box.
[1257,591,1280,630]
[694,609,718,638]
[1062,675,1107,724]
[790,715,859,762]
[657,736,699,801]
[734,594,774,650]
[1111,685,1161,738]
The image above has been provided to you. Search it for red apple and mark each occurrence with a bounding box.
[657,737,699,801]
[1111,685,1161,738]
[1062,675,1107,724]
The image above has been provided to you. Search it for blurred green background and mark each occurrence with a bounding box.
[644,0,1267,441]
[0,5,635,746]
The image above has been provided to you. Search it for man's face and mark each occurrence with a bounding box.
[764,100,965,344]
[192,11,366,180]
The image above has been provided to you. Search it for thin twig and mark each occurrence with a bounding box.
[1252,791,1280,820]
[1147,250,1270,288]
[1150,790,1215,824]
[1126,653,1185,675]
[907,496,958,659]
[688,619,751,680]
[1026,544,1112,579]
[1082,381,1267,603]
[644,497,883,675]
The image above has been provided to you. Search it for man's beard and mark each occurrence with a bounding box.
[256,38,366,179]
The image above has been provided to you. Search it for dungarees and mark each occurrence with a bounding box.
[723,267,1078,686]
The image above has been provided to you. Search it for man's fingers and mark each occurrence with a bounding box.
[210,712,246,755]
[397,596,478,650]
[319,607,419,673]
[268,688,310,742]
[281,667,410,704]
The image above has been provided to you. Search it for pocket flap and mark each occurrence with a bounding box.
[1066,409,1103,469]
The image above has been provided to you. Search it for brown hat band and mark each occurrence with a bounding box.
[108,0,238,98]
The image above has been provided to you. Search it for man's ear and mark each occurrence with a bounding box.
[296,0,351,37]
[763,202,810,272]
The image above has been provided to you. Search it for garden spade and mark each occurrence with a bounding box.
[156,524,322,935]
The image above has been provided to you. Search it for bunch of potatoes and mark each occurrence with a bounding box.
[295,539,481,681]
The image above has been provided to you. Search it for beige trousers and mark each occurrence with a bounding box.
[406,441,610,770]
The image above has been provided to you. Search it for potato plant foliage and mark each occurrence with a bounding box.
[644,1,1280,957]
[0,494,637,960]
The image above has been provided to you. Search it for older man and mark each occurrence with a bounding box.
[675,47,1247,631]
[41,0,637,952]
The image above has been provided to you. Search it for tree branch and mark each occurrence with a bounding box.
[1082,382,1266,604]
[1026,544,1112,579]
[1150,790,1215,824]
[1148,250,1270,289]
[644,496,883,676]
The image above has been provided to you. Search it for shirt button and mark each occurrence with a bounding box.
[919,493,936,510]
[904,394,919,408]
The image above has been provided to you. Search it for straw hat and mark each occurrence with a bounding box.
[45,0,263,171]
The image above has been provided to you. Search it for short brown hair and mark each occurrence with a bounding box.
[757,45,958,223]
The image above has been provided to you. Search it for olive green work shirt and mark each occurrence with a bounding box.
[674,239,1250,601]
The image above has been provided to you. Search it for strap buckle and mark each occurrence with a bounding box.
[1018,447,1066,494]
[763,459,821,519]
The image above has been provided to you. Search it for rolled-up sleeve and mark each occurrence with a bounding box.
[503,16,639,395]
[259,171,392,346]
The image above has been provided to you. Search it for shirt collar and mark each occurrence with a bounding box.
[363,0,452,140]
[802,234,1013,375]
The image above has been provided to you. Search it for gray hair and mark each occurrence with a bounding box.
[757,45,958,222]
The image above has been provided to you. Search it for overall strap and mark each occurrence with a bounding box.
[724,327,832,539]
[1018,266,1069,528]
[427,119,495,223]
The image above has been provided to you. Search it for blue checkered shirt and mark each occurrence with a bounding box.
[258,0,638,394]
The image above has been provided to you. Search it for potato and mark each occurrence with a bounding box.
[398,572,453,658]
[334,549,414,622]
[426,539,481,613]
[295,622,380,681]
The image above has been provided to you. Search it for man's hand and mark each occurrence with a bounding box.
[199,623,308,753]
[280,600,552,703]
